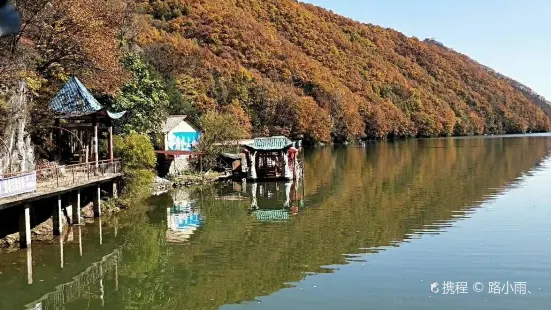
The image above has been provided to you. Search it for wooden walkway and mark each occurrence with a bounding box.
[0,160,122,209]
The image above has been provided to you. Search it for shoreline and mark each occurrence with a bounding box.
[151,171,228,194]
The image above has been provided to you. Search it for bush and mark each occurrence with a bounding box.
[113,132,156,170]
[112,132,157,207]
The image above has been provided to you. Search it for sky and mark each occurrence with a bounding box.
[301,0,551,100]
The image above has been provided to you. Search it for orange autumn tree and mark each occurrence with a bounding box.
[0,0,133,151]
[16,0,130,93]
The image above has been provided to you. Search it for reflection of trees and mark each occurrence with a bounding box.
[118,208,174,310]
[119,137,551,310]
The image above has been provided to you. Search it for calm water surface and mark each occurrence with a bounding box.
[1,135,551,310]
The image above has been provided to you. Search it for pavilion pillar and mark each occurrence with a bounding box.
[108,124,114,163]
[55,118,61,160]
[93,115,99,168]
[283,151,292,180]
[249,151,257,180]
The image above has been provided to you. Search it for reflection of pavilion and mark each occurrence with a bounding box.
[248,180,304,222]
[166,192,201,243]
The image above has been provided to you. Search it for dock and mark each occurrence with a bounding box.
[0,160,122,248]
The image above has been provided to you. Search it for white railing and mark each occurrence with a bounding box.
[0,159,122,200]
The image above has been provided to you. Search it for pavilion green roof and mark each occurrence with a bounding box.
[49,77,126,119]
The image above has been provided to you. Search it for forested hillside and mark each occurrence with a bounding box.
[2,0,550,145]
[133,0,551,142]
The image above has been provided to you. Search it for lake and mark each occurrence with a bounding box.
[1,135,551,310]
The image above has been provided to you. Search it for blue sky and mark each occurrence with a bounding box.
[302,0,551,100]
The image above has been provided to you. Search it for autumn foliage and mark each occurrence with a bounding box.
[135,0,551,142]
[2,0,550,145]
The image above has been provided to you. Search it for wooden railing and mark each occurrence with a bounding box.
[35,159,122,188]
[0,160,122,200]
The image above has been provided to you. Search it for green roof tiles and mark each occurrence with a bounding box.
[49,76,126,119]
[245,136,294,151]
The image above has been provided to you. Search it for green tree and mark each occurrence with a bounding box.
[113,54,169,141]
[113,132,157,206]
[195,111,249,169]
[113,132,156,170]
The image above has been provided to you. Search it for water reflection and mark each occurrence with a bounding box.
[23,248,121,310]
[166,189,202,243]
[26,248,32,285]
[247,181,304,221]
[2,136,551,310]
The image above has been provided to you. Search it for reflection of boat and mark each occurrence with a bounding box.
[215,195,248,201]
[248,181,303,222]
[166,198,201,243]
[252,209,290,222]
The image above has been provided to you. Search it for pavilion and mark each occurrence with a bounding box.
[49,77,126,166]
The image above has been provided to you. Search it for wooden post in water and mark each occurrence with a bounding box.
[72,189,81,225]
[93,184,101,218]
[19,204,31,248]
[53,195,63,235]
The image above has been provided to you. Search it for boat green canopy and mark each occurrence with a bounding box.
[243,136,294,151]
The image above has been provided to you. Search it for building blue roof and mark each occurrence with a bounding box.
[49,77,126,119]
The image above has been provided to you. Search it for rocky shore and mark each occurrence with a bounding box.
[151,172,228,194]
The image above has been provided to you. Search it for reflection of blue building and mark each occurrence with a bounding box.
[170,207,201,229]
[166,200,202,243]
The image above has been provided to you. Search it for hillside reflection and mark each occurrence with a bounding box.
[134,136,551,310]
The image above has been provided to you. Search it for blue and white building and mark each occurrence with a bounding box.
[161,115,201,152]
